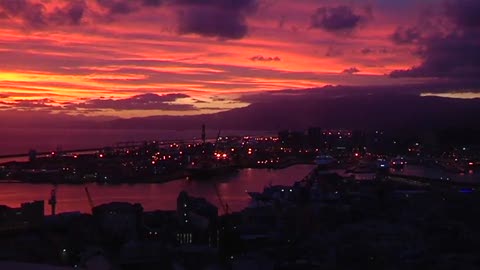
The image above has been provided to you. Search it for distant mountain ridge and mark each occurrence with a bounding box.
[104,94,480,131]
[2,86,480,131]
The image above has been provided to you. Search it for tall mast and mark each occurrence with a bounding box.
[48,187,57,215]
[202,124,206,145]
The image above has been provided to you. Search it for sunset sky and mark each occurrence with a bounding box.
[0,0,479,119]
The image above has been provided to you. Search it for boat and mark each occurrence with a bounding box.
[314,155,336,169]
[248,185,293,202]
[376,159,390,172]
[186,162,237,179]
[345,159,376,174]
[247,191,269,202]
[390,156,406,169]
[186,125,238,180]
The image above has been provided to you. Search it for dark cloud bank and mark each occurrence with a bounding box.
[177,0,258,39]
[0,0,259,39]
[96,0,259,39]
[0,0,87,27]
[391,0,480,80]
[310,5,365,33]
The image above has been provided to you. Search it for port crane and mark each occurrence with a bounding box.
[84,187,95,213]
[47,185,95,216]
[48,186,57,215]
[212,129,230,215]
[214,184,229,215]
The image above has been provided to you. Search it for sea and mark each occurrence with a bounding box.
[0,128,274,156]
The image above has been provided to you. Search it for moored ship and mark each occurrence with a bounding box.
[314,155,336,169]
[186,162,237,179]
[390,156,406,169]
[187,124,237,180]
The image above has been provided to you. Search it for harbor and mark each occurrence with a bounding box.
[0,127,479,269]
[0,165,315,215]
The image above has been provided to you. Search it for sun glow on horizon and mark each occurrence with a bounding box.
[421,92,480,99]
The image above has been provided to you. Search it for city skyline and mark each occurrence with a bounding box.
[1,0,479,121]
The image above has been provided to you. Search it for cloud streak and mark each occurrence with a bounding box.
[68,93,195,111]
[342,67,360,74]
[249,55,281,62]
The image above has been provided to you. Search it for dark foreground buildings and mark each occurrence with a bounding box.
[1,167,480,269]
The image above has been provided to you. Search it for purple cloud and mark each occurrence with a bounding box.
[0,0,26,15]
[445,0,480,29]
[311,5,364,33]
[96,0,139,15]
[391,0,480,79]
[0,0,46,27]
[361,48,389,55]
[176,0,258,39]
[391,26,422,44]
[0,0,88,27]
[175,0,258,11]
[361,48,373,54]
[69,93,196,111]
[0,0,258,40]
[178,8,248,39]
[50,0,86,25]
[325,46,343,57]
[1,98,55,109]
[142,0,164,7]
[342,67,360,74]
[391,32,480,78]
[249,55,281,62]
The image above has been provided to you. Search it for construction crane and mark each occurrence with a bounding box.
[84,187,95,213]
[211,129,229,215]
[216,129,221,143]
[48,186,57,215]
[214,184,229,215]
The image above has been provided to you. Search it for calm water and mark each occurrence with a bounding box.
[0,165,315,215]
[0,128,273,155]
